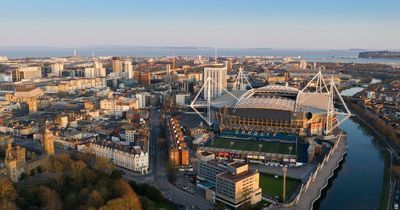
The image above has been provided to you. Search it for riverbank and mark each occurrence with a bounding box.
[272,132,347,210]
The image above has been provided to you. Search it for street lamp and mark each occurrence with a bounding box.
[282,166,288,202]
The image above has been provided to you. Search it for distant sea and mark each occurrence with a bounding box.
[1,47,400,64]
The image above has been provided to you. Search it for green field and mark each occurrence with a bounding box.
[259,173,301,202]
[205,137,300,157]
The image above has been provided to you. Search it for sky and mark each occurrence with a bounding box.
[0,0,399,49]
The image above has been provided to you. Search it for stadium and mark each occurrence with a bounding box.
[192,71,351,164]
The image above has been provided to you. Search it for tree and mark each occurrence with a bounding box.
[70,160,88,184]
[20,172,28,180]
[95,156,115,175]
[105,180,142,210]
[0,177,17,210]
[88,190,105,208]
[36,166,43,174]
[39,186,63,210]
[30,169,36,176]
[110,169,123,180]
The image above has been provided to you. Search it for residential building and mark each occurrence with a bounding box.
[112,56,123,75]
[203,64,227,100]
[80,141,149,174]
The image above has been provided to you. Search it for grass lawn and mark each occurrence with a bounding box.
[259,173,301,202]
[205,137,300,158]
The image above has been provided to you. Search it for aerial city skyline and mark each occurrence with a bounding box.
[0,1,399,210]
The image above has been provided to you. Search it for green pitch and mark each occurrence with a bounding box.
[259,173,301,202]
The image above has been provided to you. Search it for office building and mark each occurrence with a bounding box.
[215,163,262,208]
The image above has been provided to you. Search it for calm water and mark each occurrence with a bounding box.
[323,79,388,209]
[341,87,365,97]
[315,118,388,210]
[340,78,382,97]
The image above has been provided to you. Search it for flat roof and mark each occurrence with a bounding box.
[218,170,257,182]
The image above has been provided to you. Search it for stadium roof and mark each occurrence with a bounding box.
[235,96,295,111]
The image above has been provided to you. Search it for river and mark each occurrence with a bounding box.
[315,79,389,210]
[340,78,382,97]
[315,118,389,210]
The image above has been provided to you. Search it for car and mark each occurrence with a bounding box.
[394,203,399,210]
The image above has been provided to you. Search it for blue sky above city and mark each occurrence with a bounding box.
[0,0,399,49]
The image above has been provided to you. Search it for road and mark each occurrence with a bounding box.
[125,109,212,209]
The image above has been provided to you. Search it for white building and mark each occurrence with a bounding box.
[51,63,64,77]
[80,142,149,174]
[176,92,191,108]
[84,61,106,78]
[203,64,227,100]
[136,92,151,108]
[122,60,134,79]
[100,97,139,115]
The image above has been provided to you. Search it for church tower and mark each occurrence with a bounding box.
[43,121,55,156]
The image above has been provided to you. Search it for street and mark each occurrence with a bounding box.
[125,109,212,209]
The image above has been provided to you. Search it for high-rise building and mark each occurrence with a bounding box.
[299,60,307,70]
[12,67,42,82]
[203,64,227,100]
[51,63,64,77]
[122,60,133,79]
[112,56,123,75]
